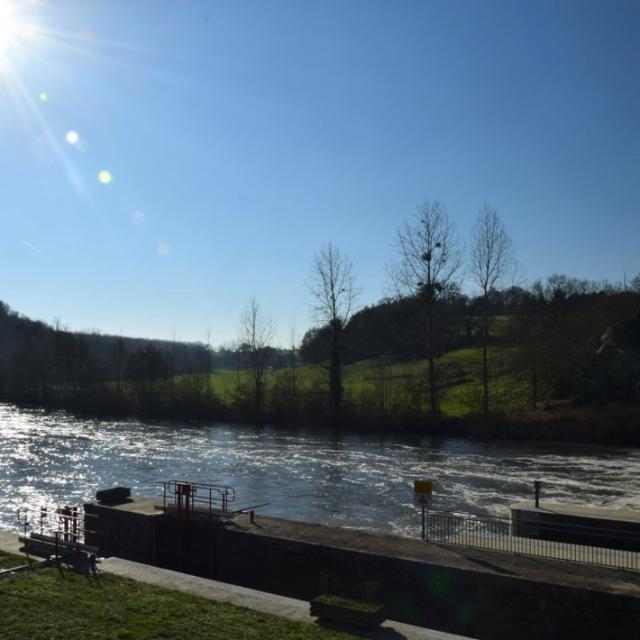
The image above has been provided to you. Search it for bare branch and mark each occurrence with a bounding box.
[237,296,275,413]
[390,199,464,299]
[309,242,361,328]
[469,204,517,417]
[388,199,464,415]
[307,243,360,421]
[470,205,517,295]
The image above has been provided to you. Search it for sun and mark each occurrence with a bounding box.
[0,1,38,64]
[0,2,18,56]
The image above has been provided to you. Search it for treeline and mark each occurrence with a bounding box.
[301,276,640,406]
[0,302,204,412]
[0,300,298,418]
[1,274,638,429]
[0,198,639,435]
[294,202,640,424]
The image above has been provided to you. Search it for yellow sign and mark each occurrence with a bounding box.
[414,480,432,495]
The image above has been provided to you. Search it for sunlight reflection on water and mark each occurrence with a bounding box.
[1,403,639,537]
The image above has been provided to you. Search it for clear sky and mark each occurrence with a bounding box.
[1,0,638,345]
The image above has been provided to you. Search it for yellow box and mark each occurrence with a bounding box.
[414,480,432,495]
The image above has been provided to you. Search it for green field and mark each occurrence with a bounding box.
[0,551,359,640]
[191,343,530,418]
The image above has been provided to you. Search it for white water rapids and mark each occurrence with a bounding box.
[1,404,639,537]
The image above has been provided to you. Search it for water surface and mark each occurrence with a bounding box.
[1,404,639,537]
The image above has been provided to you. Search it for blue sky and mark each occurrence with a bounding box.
[1,0,638,345]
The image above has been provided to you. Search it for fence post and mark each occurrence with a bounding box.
[534,480,542,509]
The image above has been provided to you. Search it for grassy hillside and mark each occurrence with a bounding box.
[192,342,530,419]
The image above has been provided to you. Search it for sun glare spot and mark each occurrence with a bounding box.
[157,241,170,256]
[65,130,79,144]
[98,169,112,184]
[38,91,48,101]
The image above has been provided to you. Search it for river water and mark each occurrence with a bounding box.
[1,403,639,537]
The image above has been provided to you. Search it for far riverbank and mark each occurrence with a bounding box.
[3,393,640,446]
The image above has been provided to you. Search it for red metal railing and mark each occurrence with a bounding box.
[161,480,236,519]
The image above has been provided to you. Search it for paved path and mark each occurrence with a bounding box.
[0,530,25,556]
[0,530,472,640]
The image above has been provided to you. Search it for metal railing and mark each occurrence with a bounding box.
[161,480,236,519]
[16,504,99,561]
[424,509,640,571]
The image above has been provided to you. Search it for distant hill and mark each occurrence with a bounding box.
[0,300,209,376]
[300,293,481,365]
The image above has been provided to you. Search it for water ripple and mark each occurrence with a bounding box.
[1,403,639,537]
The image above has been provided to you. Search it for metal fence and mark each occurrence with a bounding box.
[424,509,640,571]
[161,480,236,519]
[17,504,97,544]
[16,504,99,561]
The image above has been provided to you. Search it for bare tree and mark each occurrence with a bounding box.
[238,297,275,415]
[470,205,516,416]
[309,243,360,423]
[391,199,463,416]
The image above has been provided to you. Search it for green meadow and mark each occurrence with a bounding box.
[186,342,530,418]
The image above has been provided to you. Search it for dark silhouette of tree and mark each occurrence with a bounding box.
[125,346,170,408]
[284,324,299,411]
[470,205,516,416]
[238,297,274,415]
[309,243,360,423]
[390,199,462,416]
[111,335,127,397]
[203,328,213,393]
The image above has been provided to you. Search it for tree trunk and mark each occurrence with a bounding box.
[329,322,343,424]
[427,300,437,416]
[482,302,489,417]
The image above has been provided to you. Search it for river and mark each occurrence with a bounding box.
[1,403,639,537]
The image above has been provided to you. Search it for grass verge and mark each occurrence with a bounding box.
[0,550,26,571]
[0,560,360,640]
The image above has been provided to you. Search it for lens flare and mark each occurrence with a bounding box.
[98,169,112,184]
[38,91,48,101]
[157,241,170,255]
[65,130,79,144]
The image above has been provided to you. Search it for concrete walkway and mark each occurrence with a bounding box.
[0,530,25,556]
[0,530,472,640]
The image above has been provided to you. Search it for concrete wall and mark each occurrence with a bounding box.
[86,502,640,640]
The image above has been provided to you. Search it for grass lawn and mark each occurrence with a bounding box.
[0,555,359,640]
[0,550,25,571]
